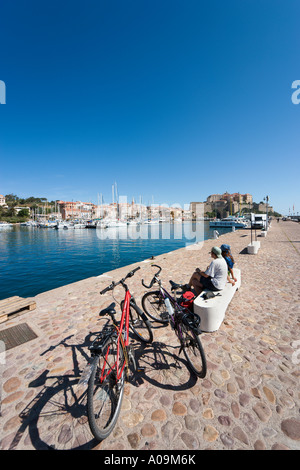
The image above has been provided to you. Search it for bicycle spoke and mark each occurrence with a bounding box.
[87,337,125,441]
[129,303,153,343]
[180,323,207,378]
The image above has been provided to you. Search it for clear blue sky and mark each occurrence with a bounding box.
[0,0,299,215]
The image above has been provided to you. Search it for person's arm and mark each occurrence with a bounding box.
[195,267,208,278]
[203,261,214,279]
[227,273,235,285]
[228,267,237,282]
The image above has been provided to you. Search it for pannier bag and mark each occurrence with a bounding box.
[180,291,195,311]
[181,310,202,335]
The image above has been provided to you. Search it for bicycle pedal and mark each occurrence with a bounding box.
[161,313,170,322]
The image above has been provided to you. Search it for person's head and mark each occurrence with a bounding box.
[211,246,222,259]
[220,243,234,262]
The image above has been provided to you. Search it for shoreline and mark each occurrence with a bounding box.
[32,228,232,301]
[0,221,234,301]
[29,224,262,301]
[1,221,300,450]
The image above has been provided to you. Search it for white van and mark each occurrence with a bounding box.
[251,213,267,229]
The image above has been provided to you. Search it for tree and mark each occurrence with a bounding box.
[6,206,16,217]
[5,194,19,205]
[17,208,30,218]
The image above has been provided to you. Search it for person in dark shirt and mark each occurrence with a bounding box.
[220,244,237,286]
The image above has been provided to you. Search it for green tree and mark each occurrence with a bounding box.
[5,194,19,206]
[17,208,30,218]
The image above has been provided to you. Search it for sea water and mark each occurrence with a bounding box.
[0,222,232,300]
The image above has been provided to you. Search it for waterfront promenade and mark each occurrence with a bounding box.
[0,220,299,450]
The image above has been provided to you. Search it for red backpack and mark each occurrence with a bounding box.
[180,291,195,311]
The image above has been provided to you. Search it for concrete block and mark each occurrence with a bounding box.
[193,269,241,332]
[247,241,260,254]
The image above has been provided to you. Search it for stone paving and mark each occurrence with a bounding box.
[0,220,300,450]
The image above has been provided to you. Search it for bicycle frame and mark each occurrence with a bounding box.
[160,285,177,307]
[150,281,185,333]
[80,285,132,387]
[99,288,131,384]
[142,264,192,333]
[81,266,152,391]
[141,265,206,379]
[82,266,154,442]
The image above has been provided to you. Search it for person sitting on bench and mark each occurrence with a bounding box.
[186,246,228,296]
[220,244,237,286]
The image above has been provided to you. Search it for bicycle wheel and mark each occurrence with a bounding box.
[141,290,169,324]
[121,300,153,343]
[180,323,207,378]
[87,336,125,441]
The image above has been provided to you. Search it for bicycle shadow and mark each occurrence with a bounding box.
[131,339,198,391]
[10,319,197,449]
[10,323,157,450]
[10,330,107,450]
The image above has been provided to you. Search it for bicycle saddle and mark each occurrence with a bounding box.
[169,280,183,291]
[99,302,116,316]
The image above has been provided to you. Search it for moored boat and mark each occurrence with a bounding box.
[0,222,13,229]
[209,217,249,228]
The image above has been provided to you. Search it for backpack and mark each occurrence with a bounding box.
[180,291,195,311]
[202,291,221,300]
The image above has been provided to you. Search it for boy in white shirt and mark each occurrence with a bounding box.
[186,246,228,295]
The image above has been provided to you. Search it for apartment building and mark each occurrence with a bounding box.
[57,200,96,220]
[0,195,6,206]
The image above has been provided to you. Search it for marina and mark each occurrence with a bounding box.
[0,220,299,450]
[0,221,233,301]
[0,0,298,454]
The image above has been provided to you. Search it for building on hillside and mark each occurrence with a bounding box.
[190,192,254,219]
[206,194,222,203]
[258,203,273,213]
[0,195,6,206]
[57,200,96,220]
[14,206,31,214]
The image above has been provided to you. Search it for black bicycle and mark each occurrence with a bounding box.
[141,265,207,378]
[79,267,153,441]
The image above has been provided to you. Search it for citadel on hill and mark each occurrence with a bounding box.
[0,191,278,222]
[190,192,273,219]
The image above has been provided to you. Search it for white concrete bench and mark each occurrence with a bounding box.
[193,268,241,332]
[247,240,260,254]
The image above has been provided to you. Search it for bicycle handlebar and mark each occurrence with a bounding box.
[100,266,141,294]
[141,264,162,288]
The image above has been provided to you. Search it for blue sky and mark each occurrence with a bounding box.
[0,0,299,215]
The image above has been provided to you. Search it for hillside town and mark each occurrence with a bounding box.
[0,191,281,224]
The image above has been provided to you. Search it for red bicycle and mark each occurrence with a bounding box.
[79,266,153,441]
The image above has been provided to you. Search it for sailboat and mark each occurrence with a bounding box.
[0,222,13,229]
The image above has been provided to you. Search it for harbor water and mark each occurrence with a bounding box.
[0,222,232,300]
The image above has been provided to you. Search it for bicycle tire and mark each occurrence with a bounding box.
[141,290,169,324]
[181,323,207,378]
[121,300,153,343]
[87,336,125,441]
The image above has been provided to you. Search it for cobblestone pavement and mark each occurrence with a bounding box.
[0,221,300,450]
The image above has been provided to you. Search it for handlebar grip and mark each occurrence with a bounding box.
[151,264,162,274]
[100,282,114,294]
[142,264,161,288]
[132,266,141,274]
[100,286,110,295]
[126,266,141,278]
[142,279,153,289]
